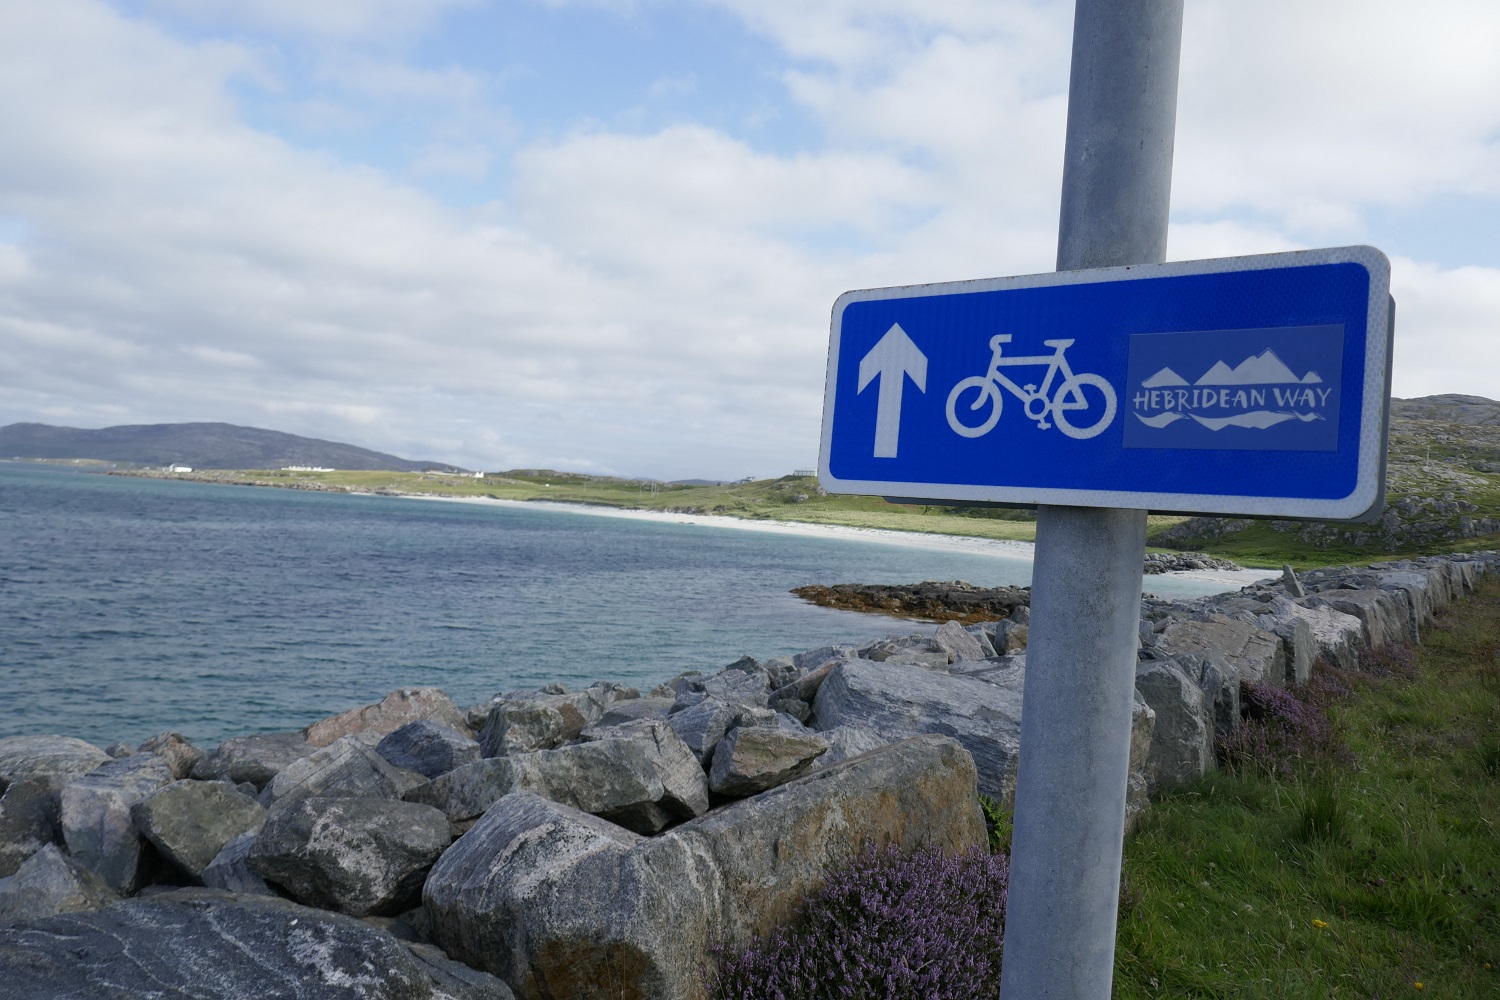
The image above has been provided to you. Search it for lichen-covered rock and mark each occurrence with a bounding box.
[131,780,266,879]
[0,889,511,998]
[190,731,311,787]
[248,797,451,916]
[59,754,175,893]
[707,727,828,796]
[304,687,471,748]
[375,720,481,778]
[0,844,117,924]
[424,735,984,1000]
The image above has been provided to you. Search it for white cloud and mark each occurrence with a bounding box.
[1174,0,1500,235]
[0,0,1496,478]
[1389,258,1500,399]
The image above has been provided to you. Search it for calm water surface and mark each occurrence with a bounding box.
[0,463,1244,747]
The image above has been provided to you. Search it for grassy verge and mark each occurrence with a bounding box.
[1113,579,1500,997]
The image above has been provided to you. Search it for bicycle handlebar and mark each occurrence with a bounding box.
[990,334,1013,348]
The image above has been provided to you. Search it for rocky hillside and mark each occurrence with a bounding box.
[1153,394,1500,555]
[0,422,457,472]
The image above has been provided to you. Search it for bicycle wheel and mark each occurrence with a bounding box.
[946,377,1003,438]
[1052,373,1117,440]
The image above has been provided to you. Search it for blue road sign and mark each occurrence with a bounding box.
[819,246,1393,520]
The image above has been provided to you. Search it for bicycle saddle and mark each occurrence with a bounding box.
[1042,338,1075,349]
[989,334,1013,348]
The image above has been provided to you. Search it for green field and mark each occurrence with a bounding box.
[129,462,1500,570]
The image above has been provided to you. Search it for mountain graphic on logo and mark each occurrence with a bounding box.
[1141,367,1189,388]
[1194,348,1314,386]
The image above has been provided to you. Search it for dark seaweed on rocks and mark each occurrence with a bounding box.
[791,581,1030,624]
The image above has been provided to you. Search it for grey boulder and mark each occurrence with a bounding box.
[1135,657,1213,790]
[0,776,63,878]
[376,720,481,778]
[812,657,1024,802]
[933,620,987,663]
[0,890,512,999]
[191,730,311,787]
[201,830,274,896]
[0,844,117,924]
[0,735,109,792]
[1156,613,1286,687]
[304,687,471,748]
[137,732,205,779]
[667,698,742,766]
[248,796,451,916]
[131,779,266,879]
[424,734,984,1000]
[1303,588,1409,655]
[810,724,891,768]
[260,734,421,810]
[707,726,828,796]
[592,695,675,728]
[411,721,708,834]
[478,699,586,757]
[59,753,176,893]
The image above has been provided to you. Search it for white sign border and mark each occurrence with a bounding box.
[819,245,1393,521]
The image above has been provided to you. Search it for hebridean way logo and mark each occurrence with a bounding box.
[1122,325,1344,452]
[1133,348,1330,431]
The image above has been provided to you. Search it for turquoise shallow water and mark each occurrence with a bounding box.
[0,463,1246,748]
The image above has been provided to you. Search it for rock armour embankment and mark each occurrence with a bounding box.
[2,551,1495,999]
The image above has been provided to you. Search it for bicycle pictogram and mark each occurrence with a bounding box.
[945,335,1118,440]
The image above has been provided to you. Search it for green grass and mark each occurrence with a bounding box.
[138,464,1500,568]
[1173,520,1500,571]
[1112,579,1500,997]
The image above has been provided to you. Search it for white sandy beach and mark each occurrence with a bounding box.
[398,493,1275,598]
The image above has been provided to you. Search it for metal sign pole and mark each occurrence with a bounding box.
[999,2,1184,998]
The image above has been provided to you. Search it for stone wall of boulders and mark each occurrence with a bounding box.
[2,550,1495,999]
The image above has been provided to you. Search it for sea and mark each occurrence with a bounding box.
[0,462,1266,749]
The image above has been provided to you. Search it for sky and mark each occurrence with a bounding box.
[1,0,1497,479]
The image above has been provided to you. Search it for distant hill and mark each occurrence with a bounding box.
[1391,394,1500,426]
[0,422,459,472]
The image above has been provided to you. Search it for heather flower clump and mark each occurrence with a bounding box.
[1216,659,1359,778]
[707,844,1009,1000]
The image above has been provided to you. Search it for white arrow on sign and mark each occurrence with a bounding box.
[857,323,928,458]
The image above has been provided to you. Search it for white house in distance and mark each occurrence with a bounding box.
[282,465,335,472]
[166,464,193,473]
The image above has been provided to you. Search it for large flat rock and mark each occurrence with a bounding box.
[0,889,512,998]
[811,658,1024,802]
